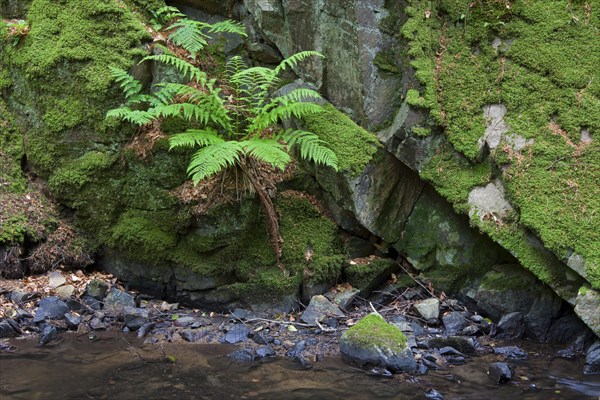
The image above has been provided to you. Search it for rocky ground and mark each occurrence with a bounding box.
[1,269,599,380]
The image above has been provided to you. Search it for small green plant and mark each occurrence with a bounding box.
[4,19,30,46]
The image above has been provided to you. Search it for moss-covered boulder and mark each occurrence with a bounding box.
[340,312,416,373]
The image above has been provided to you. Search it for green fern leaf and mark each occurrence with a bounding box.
[274,51,324,75]
[109,66,142,99]
[208,20,247,37]
[141,54,206,83]
[168,19,210,56]
[169,129,223,150]
[279,129,338,171]
[106,107,155,126]
[187,141,244,184]
[242,139,291,170]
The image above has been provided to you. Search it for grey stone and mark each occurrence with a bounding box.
[103,288,135,313]
[89,317,107,330]
[424,337,477,356]
[56,284,75,298]
[227,348,255,362]
[300,295,345,325]
[325,288,360,310]
[34,296,69,322]
[0,319,20,338]
[38,324,58,346]
[496,312,525,340]
[48,271,67,289]
[9,290,36,304]
[64,313,82,330]
[123,307,149,331]
[256,345,276,358]
[84,280,109,300]
[488,362,513,384]
[493,346,527,359]
[81,295,102,311]
[584,341,600,374]
[575,288,600,337]
[173,316,197,327]
[468,180,513,222]
[223,323,250,344]
[286,340,307,359]
[580,129,593,143]
[414,298,440,320]
[180,328,210,342]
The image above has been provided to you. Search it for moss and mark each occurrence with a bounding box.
[0,99,26,193]
[49,151,115,197]
[303,104,381,176]
[403,0,600,290]
[226,268,302,306]
[342,312,407,351]
[345,258,397,292]
[374,51,402,74]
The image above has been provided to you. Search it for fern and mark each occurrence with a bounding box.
[242,139,291,171]
[168,19,210,57]
[208,20,247,37]
[187,141,244,185]
[106,107,155,126]
[274,51,324,75]
[141,54,206,83]
[109,67,142,99]
[279,129,338,171]
[168,129,223,149]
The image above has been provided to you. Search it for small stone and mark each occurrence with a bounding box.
[438,346,464,356]
[256,345,276,358]
[493,346,527,359]
[462,325,480,336]
[584,341,600,375]
[425,388,445,399]
[442,312,470,336]
[180,328,210,342]
[103,288,135,313]
[56,285,75,298]
[496,312,525,340]
[300,295,344,326]
[223,323,250,344]
[10,290,36,304]
[34,296,69,322]
[38,324,58,346]
[273,339,282,346]
[84,280,109,300]
[173,316,196,327]
[89,317,107,330]
[0,319,21,338]
[48,271,66,289]
[231,308,249,320]
[488,362,513,383]
[123,307,149,331]
[325,288,360,310]
[286,340,306,358]
[414,298,440,320]
[64,313,82,330]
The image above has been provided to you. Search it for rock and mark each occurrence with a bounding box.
[424,337,477,356]
[493,346,527,359]
[442,312,470,336]
[231,308,249,320]
[81,295,102,311]
[223,323,250,344]
[56,285,75,298]
[286,340,306,359]
[488,362,513,384]
[584,341,600,375]
[137,323,155,338]
[414,298,440,321]
[180,328,210,342]
[64,313,82,330]
[84,280,109,300]
[89,317,106,330]
[10,290,36,304]
[173,316,197,327]
[103,288,135,313]
[227,349,255,362]
[34,296,69,322]
[425,388,445,399]
[325,288,360,310]
[123,307,149,331]
[48,271,67,289]
[575,289,600,337]
[256,345,276,358]
[300,295,345,325]
[38,324,59,346]
[0,319,21,338]
[461,325,480,336]
[438,347,464,356]
[340,312,416,373]
[496,312,525,339]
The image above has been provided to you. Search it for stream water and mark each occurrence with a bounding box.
[1,333,599,400]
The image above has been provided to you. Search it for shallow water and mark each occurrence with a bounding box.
[1,333,599,400]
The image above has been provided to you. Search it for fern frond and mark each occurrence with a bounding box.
[169,129,223,150]
[274,51,324,75]
[154,6,185,20]
[106,107,155,126]
[141,54,206,83]
[208,20,247,37]
[249,102,322,133]
[272,88,322,104]
[168,19,210,56]
[187,141,244,184]
[242,139,291,171]
[279,129,338,171]
[109,66,142,99]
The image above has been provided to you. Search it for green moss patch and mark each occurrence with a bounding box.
[342,312,407,352]
[304,104,381,176]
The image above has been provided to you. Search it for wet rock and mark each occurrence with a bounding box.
[496,312,525,340]
[14,308,32,321]
[441,312,470,336]
[414,298,440,321]
[369,367,392,377]
[425,388,444,399]
[488,362,513,383]
[445,356,465,365]
[286,340,306,358]
[38,324,58,346]
[123,307,149,331]
[89,317,107,330]
[0,319,21,338]
[223,323,250,344]
[493,346,527,359]
[34,296,69,322]
[81,295,103,311]
[48,271,67,289]
[56,285,75,298]
[104,288,135,313]
[584,341,600,375]
[425,337,477,356]
[180,328,210,342]
[256,345,276,358]
[340,313,416,373]
[137,322,155,338]
[84,280,109,300]
[173,316,196,327]
[438,346,464,357]
[227,349,255,362]
[64,313,82,330]
[300,295,344,325]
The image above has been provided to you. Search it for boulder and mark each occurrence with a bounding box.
[300,295,344,326]
[340,312,416,373]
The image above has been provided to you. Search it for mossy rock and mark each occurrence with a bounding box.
[345,258,398,295]
[340,312,416,373]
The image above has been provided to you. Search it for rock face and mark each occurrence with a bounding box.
[340,312,416,373]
